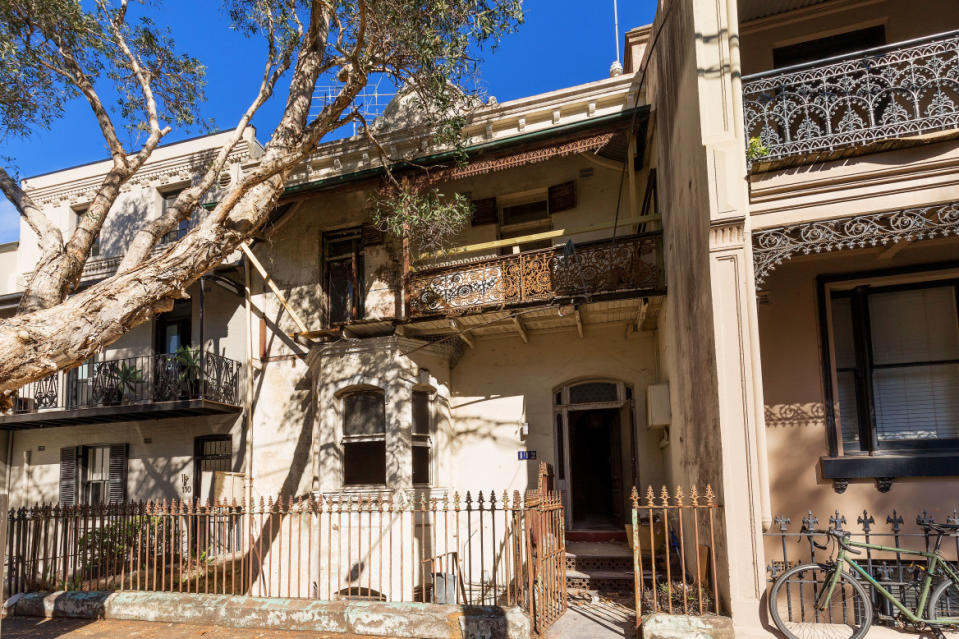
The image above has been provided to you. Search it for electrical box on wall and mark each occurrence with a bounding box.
[646,383,671,428]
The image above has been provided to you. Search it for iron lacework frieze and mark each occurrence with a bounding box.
[743,30,959,164]
[407,233,663,317]
[752,201,959,285]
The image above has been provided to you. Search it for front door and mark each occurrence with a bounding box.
[554,380,636,530]
[569,408,622,529]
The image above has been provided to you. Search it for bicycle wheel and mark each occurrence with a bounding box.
[928,579,959,625]
[769,563,872,639]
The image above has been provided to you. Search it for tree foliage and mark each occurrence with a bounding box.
[0,0,524,397]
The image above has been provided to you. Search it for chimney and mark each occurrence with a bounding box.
[623,24,653,74]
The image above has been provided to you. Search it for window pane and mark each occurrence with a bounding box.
[87,446,110,482]
[836,371,861,452]
[412,445,430,485]
[412,391,431,435]
[343,391,385,436]
[830,297,857,369]
[869,286,959,366]
[873,363,959,443]
[569,382,618,404]
[328,260,354,324]
[502,200,548,225]
[344,441,386,485]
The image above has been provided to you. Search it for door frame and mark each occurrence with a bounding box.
[553,379,637,530]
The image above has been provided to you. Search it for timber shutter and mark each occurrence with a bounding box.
[548,181,576,213]
[108,443,129,504]
[58,446,79,506]
[470,197,497,226]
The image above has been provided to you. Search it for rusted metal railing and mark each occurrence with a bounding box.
[407,233,664,317]
[5,485,566,631]
[630,485,722,627]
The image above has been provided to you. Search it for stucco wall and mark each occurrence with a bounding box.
[759,239,959,524]
[739,0,959,76]
[6,413,243,508]
[450,324,664,496]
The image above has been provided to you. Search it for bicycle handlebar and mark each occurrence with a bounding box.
[810,529,862,555]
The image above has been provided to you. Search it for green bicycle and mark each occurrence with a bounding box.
[769,522,959,639]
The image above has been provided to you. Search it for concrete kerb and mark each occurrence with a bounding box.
[5,591,531,639]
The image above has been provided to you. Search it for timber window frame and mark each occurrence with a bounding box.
[411,388,434,487]
[323,227,365,326]
[341,388,387,487]
[59,443,128,506]
[159,188,200,244]
[821,267,959,458]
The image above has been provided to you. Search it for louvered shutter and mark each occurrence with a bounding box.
[361,223,384,247]
[59,447,79,506]
[470,197,497,226]
[547,181,576,213]
[108,443,129,504]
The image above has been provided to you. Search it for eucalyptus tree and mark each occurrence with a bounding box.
[0,0,523,399]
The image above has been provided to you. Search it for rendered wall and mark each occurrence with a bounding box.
[739,0,959,76]
[5,413,243,509]
[759,240,959,524]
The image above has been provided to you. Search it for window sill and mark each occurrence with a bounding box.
[821,452,959,479]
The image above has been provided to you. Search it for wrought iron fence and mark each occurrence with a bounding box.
[407,233,663,317]
[743,29,959,163]
[630,485,722,628]
[765,508,959,624]
[5,351,241,415]
[5,484,567,631]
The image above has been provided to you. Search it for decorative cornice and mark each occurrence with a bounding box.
[752,201,959,284]
[709,220,746,250]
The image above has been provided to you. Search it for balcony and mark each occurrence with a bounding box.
[0,351,242,428]
[743,30,959,166]
[407,233,664,318]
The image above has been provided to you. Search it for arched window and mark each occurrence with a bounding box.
[342,388,386,486]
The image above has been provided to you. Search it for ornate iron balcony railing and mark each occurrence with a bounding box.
[742,30,959,164]
[407,233,663,317]
[5,351,241,416]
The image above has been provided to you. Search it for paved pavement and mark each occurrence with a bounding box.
[0,617,363,639]
[546,594,636,639]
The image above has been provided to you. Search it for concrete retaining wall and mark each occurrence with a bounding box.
[5,591,530,639]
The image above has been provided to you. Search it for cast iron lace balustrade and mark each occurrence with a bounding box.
[3,352,241,416]
[743,30,959,163]
[407,233,663,317]
[752,201,959,285]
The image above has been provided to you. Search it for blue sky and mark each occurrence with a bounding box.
[0,0,657,244]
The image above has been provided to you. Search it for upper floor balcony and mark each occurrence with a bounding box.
[0,351,242,429]
[742,29,959,167]
[407,233,664,318]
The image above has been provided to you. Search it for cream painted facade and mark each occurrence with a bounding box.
[7,0,959,631]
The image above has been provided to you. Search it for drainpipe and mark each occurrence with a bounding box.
[244,259,255,510]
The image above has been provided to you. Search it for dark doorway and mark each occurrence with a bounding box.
[194,435,232,501]
[568,408,623,529]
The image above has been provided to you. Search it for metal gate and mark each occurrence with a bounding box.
[525,463,567,633]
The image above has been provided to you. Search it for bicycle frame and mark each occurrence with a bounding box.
[818,534,959,625]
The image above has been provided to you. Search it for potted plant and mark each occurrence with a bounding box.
[116,363,144,403]
[175,345,202,398]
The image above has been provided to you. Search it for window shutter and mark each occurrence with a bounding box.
[59,447,79,506]
[470,197,497,226]
[108,443,128,504]
[548,181,576,213]
[361,223,384,247]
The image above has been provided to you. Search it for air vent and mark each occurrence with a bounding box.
[218,173,231,187]
[579,167,594,178]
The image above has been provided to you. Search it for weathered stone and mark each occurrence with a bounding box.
[641,613,734,639]
[6,591,531,639]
